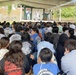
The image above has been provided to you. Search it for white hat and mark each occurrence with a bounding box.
[70,24,76,30]
[10,34,21,43]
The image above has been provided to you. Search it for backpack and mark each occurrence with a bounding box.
[4,61,22,75]
[22,42,32,55]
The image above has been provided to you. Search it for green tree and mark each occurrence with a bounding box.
[61,6,75,18]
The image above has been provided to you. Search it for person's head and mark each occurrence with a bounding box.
[44,32,53,44]
[37,25,41,29]
[59,33,69,45]
[31,27,38,34]
[13,23,21,32]
[39,48,52,63]
[53,21,57,27]
[69,24,75,30]
[64,39,76,53]
[24,27,30,32]
[69,28,74,36]
[63,26,68,32]
[4,40,23,67]
[21,32,30,41]
[52,27,59,33]
[5,22,10,27]
[58,22,62,25]
[9,40,22,54]
[9,34,21,43]
[0,37,9,49]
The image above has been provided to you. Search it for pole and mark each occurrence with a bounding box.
[20,5,22,21]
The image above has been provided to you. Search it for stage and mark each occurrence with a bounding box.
[20,20,54,23]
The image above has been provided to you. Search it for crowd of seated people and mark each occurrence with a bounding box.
[0,21,76,75]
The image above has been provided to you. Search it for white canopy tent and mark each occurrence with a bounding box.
[0,0,75,9]
[0,0,76,22]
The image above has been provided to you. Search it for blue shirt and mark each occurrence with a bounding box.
[37,41,55,58]
[33,62,60,75]
[61,50,76,75]
[31,33,41,51]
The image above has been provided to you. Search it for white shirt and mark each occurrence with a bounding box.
[0,34,5,39]
[0,49,9,60]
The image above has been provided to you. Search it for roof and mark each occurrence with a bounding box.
[0,0,75,9]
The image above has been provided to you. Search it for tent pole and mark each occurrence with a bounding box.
[58,8,61,21]
[20,5,22,21]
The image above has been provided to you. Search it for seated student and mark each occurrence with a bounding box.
[61,39,76,75]
[21,32,34,55]
[37,32,56,64]
[0,40,30,75]
[33,48,60,75]
[68,28,76,40]
[52,26,60,49]
[0,37,9,60]
[57,22,63,33]
[31,27,41,52]
[56,33,69,73]
[21,32,36,67]
[62,26,69,36]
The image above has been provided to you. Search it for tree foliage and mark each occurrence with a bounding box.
[61,6,75,18]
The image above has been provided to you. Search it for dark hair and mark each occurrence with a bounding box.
[0,37,9,48]
[69,28,74,35]
[32,27,38,33]
[64,39,76,52]
[21,32,30,41]
[13,23,22,32]
[9,40,22,54]
[52,27,59,33]
[44,32,53,44]
[58,22,62,25]
[5,22,10,27]
[59,34,69,45]
[53,21,57,27]
[24,28,30,32]
[63,27,68,32]
[0,28,4,34]
[4,40,24,67]
[39,48,52,62]
[37,25,41,29]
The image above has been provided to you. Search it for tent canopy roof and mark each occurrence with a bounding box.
[0,0,75,9]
